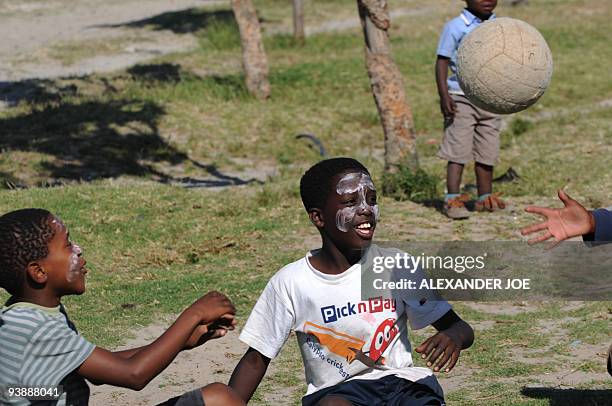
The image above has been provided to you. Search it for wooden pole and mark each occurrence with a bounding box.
[231,0,271,99]
[357,0,418,174]
[293,0,305,43]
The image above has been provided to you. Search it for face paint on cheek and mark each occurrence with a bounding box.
[66,244,82,283]
[372,204,380,222]
[335,172,379,233]
[336,206,358,233]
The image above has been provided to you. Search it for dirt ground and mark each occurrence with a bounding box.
[0,0,224,82]
[88,320,249,405]
[87,318,302,406]
[0,0,437,83]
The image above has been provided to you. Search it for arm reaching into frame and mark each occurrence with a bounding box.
[520,189,605,248]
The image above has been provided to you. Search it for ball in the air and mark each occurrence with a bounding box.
[456,17,553,114]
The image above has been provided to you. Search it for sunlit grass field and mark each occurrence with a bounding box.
[1,0,610,404]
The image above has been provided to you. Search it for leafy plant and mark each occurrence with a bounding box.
[382,166,440,203]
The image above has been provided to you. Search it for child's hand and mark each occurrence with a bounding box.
[184,314,236,350]
[439,93,457,120]
[521,189,595,248]
[186,291,236,325]
[415,330,462,373]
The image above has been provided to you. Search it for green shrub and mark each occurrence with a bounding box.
[198,16,241,51]
[382,166,440,203]
[510,117,533,136]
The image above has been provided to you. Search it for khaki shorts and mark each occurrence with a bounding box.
[438,94,502,166]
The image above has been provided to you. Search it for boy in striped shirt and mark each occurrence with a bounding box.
[0,209,244,406]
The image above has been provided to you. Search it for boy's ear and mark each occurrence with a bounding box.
[308,208,325,228]
[26,262,47,284]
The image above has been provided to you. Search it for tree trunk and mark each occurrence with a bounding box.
[231,0,271,99]
[357,0,418,174]
[293,0,305,43]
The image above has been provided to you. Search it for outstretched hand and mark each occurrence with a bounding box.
[184,314,236,350]
[521,189,595,248]
[187,291,236,325]
[415,330,462,373]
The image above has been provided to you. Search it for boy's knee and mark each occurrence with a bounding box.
[315,395,353,406]
[200,383,244,406]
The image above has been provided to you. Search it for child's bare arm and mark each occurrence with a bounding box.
[435,56,456,119]
[229,347,271,402]
[415,309,473,373]
[108,314,236,362]
[78,291,235,390]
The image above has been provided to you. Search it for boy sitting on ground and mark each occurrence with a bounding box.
[0,208,244,406]
[229,158,474,405]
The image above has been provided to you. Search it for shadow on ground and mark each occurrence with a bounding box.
[126,63,247,100]
[0,67,261,189]
[521,387,612,406]
[0,79,80,108]
[97,8,235,34]
[127,63,182,84]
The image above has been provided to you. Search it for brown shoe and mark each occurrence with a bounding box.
[475,192,506,212]
[444,194,470,219]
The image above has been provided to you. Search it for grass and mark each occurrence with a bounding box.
[47,34,154,66]
[0,180,307,346]
[1,0,611,404]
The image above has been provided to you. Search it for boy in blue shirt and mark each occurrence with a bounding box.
[436,0,506,219]
[0,208,245,406]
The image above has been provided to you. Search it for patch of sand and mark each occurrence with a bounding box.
[88,319,249,405]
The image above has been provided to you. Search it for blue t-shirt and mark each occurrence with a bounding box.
[586,209,612,242]
[436,9,496,94]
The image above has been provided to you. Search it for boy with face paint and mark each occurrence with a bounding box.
[0,209,245,406]
[230,158,474,406]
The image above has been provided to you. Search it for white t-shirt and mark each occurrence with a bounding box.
[239,245,451,397]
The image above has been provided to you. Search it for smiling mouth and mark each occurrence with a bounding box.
[354,221,375,238]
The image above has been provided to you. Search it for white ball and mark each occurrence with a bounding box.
[456,17,553,114]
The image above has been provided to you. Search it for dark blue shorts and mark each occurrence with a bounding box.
[157,388,205,406]
[302,375,445,406]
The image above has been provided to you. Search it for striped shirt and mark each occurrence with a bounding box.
[0,302,95,406]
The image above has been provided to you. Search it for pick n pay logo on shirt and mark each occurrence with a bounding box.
[320,297,396,323]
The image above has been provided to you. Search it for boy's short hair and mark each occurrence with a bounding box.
[300,157,370,211]
[0,209,55,295]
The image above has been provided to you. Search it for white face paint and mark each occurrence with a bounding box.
[50,216,65,231]
[66,243,83,283]
[51,216,83,283]
[335,172,380,233]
